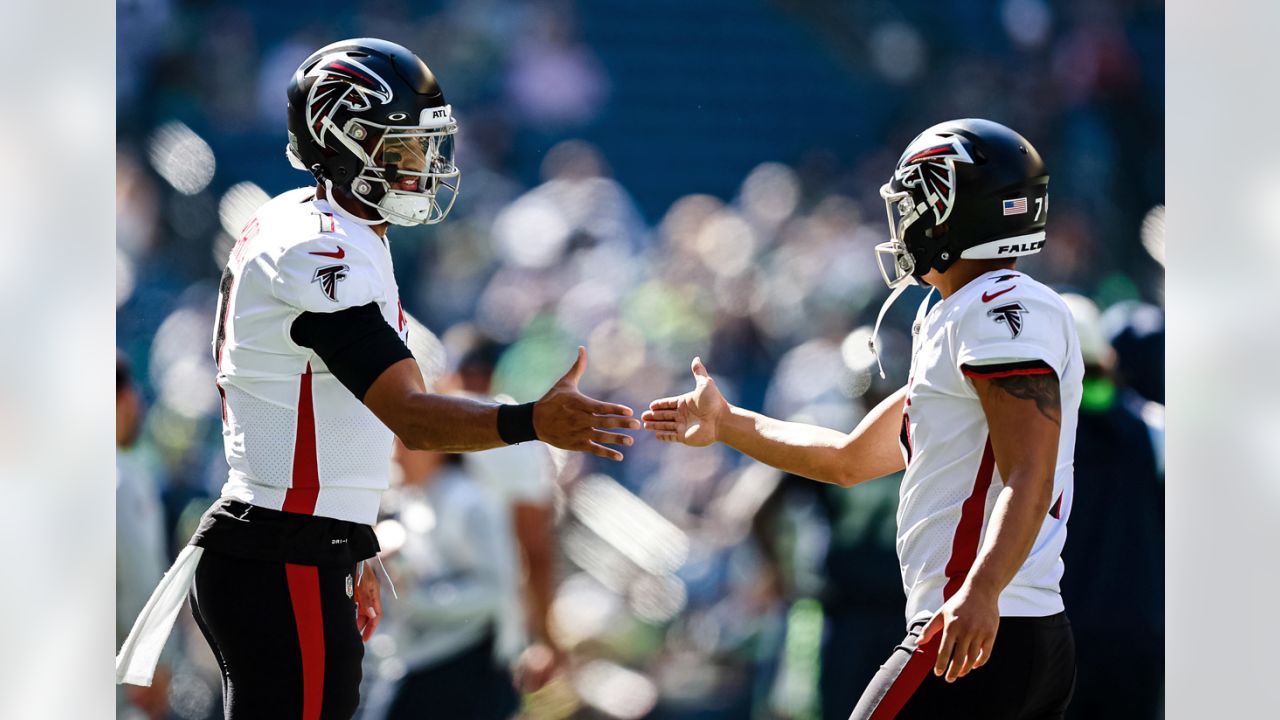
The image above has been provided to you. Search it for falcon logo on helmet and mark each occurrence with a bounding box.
[312,264,349,302]
[987,301,1029,339]
[893,137,975,226]
[305,57,394,146]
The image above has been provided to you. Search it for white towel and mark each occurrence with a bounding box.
[115,545,204,686]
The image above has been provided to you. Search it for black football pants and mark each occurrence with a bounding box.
[190,548,364,720]
[849,612,1076,719]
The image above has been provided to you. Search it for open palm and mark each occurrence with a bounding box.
[641,357,727,447]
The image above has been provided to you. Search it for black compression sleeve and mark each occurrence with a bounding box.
[290,303,413,400]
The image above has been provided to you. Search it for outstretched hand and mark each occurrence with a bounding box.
[534,347,640,461]
[641,357,727,447]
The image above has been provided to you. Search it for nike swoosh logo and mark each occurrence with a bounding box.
[308,246,345,259]
[982,286,1015,303]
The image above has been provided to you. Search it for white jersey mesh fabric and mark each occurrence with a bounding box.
[214,188,407,525]
[896,269,1082,624]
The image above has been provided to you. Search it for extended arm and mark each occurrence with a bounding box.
[367,351,639,459]
[293,305,639,459]
[641,357,906,487]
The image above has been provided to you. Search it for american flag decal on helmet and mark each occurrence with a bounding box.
[312,264,349,302]
[894,136,975,226]
[304,56,394,145]
[986,301,1028,338]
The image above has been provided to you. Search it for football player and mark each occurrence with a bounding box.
[643,119,1080,718]
[117,38,640,719]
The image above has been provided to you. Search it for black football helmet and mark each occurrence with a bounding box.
[876,118,1049,287]
[286,38,459,226]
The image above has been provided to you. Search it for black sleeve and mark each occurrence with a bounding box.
[959,359,1057,380]
[290,303,413,400]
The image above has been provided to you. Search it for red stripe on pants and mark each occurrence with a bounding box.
[283,364,320,514]
[943,438,996,600]
[285,564,325,720]
[868,633,942,720]
[863,439,997,717]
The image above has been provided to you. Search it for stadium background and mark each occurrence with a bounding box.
[115,0,1165,718]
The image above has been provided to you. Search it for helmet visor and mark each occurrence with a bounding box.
[366,124,460,225]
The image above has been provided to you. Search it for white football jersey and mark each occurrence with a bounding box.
[897,269,1082,623]
[212,188,410,525]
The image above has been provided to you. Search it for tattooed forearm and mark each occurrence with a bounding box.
[987,374,1061,425]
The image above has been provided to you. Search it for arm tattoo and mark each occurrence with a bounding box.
[987,374,1061,426]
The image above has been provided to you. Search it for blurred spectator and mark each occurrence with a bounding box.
[811,471,907,720]
[746,470,901,720]
[453,335,567,692]
[363,446,522,720]
[504,6,608,129]
[1061,294,1164,718]
[116,355,172,720]
[1102,300,1166,405]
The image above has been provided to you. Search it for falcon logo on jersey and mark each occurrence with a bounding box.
[313,264,349,302]
[987,302,1029,338]
[894,136,976,225]
[305,56,394,145]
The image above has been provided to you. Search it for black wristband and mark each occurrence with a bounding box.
[497,402,538,445]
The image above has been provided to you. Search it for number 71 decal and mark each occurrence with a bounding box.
[1034,194,1049,221]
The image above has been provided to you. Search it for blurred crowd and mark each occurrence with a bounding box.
[115,0,1164,718]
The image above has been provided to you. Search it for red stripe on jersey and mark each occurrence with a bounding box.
[961,366,1055,380]
[868,632,941,719]
[943,438,996,600]
[1049,491,1063,519]
[215,272,237,370]
[285,564,325,720]
[282,364,320,515]
[901,411,914,464]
